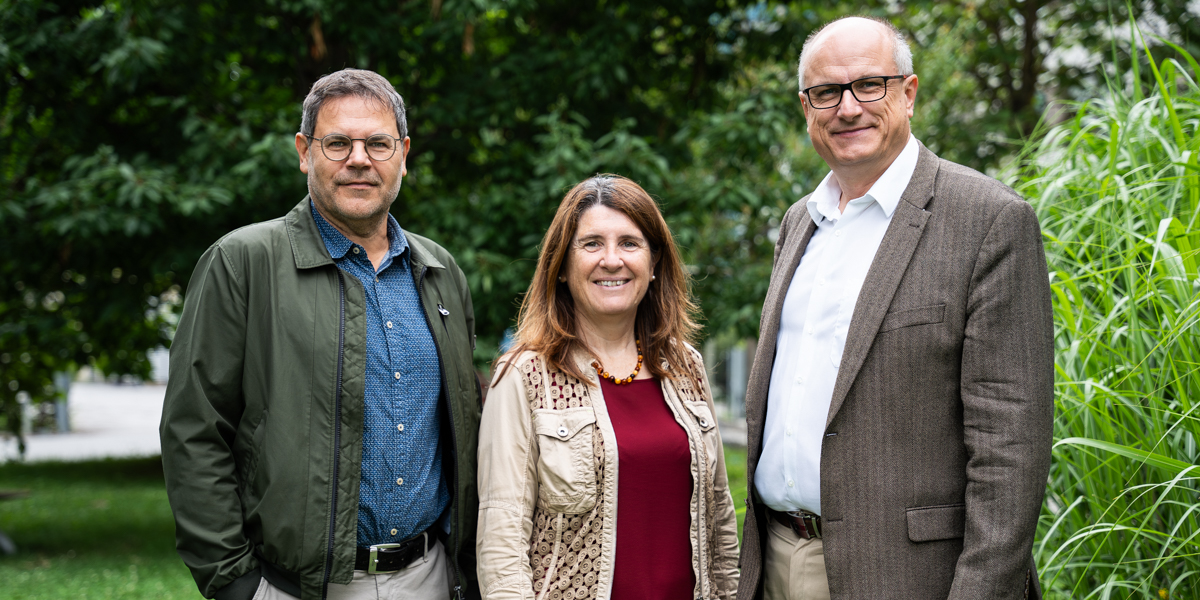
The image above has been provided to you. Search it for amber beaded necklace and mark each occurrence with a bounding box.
[592,339,643,385]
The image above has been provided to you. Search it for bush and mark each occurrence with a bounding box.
[1017,41,1200,599]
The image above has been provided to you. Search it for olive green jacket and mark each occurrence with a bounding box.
[161,198,482,600]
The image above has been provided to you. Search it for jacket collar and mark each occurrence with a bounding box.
[285,196,445,272]
[286,197,334,270]
[405,231,446,273]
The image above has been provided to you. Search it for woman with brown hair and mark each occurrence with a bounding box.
[476,175,739,600]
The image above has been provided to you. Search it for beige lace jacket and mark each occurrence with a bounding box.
[477,346,740,600]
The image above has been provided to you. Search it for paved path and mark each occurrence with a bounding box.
[0,380,745,462]
[1,383,165,463]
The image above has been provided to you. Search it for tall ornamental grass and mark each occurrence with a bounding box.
[1015,41,1200,599]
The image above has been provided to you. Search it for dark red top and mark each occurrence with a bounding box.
[601,377,696,600]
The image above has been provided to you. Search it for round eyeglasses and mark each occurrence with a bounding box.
[802,75,909,109]
[306,133,402,162]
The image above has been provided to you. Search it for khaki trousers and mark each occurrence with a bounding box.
[252,539,452,600]
[763,517,831,600]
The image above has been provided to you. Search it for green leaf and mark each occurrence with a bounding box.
[1055,437,1198,475]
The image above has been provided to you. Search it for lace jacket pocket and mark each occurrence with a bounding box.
[532,407,599,514]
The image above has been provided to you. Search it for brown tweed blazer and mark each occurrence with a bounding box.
[737,143,1055,600]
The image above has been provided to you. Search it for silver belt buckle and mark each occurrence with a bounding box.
[367,543,401,574]
[803,513,822,538]
[786,510,823,539]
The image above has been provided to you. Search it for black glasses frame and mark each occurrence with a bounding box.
[802,75,909,110]
[305,133,403,162]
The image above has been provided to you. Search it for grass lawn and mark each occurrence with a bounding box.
[0,457,201,600]
[0,446,750,599]
[724,445,748,542]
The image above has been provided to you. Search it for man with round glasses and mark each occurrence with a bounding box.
[738,16,1054,600]
[162,69,481,600]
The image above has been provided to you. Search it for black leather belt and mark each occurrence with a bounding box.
[354,531,429,574]
[768,507,823,540]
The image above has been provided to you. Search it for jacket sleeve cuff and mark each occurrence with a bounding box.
[213,567,262,600]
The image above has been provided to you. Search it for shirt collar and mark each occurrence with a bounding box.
[309,200,409,262]
[806,134,920,226]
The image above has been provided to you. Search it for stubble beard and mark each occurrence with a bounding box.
[307,159,403,238]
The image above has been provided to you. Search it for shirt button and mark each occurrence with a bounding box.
[390,528,398,536]
[786,428,793,436]
[386,321,393,329]
[394,372,401,380]
[352,247,361,254]
[818,279,826,286]
[787,479,795,488]
[795,375,804,384]
[396,423,405,432]
[835,230,843,238]
[396,478,404,486]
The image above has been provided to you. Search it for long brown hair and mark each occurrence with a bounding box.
[498,175,700,383]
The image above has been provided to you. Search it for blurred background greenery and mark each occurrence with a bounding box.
[2,0,1199,598]
[0,458,197,599]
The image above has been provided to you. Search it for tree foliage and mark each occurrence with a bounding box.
[3,0,1198,452]
[0,0,786,444]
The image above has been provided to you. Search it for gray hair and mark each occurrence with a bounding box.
[797,16,913,91]
[299,68,408,140]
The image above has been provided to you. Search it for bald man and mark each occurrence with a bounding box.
[736,16,1054,600]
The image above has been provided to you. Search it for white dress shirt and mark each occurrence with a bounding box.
[754,135,920,515]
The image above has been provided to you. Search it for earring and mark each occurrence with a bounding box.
[558,276,566,282]
[651,275,657,281]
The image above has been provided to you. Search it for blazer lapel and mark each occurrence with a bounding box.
[761,215,817,350]
[825,145,940,428]
[744,205,817,449]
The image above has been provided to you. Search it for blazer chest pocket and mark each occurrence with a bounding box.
[906,503,965,542]
[532,408,599,514]
[880,303,945,333]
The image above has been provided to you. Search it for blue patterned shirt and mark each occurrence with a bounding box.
[311,202,448,547]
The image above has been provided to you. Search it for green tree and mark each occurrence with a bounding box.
[5,0,1194,453]
[0,0,785,450]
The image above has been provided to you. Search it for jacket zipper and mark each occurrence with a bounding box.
[418,266,464,600]
[321,270,347,600]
